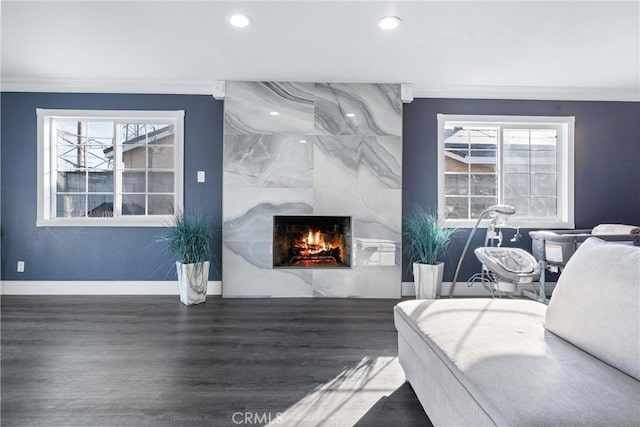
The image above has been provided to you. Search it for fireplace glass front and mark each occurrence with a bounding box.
[273,216,351,268]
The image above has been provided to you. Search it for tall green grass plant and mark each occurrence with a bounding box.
[161,212,212,265]
[405,206,457,265]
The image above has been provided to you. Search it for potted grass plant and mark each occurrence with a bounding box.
[405,206,457,299]
[161,212,213,306]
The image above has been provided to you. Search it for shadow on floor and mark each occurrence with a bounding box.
[354,382,432,427]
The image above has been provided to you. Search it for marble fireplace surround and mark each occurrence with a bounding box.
[222,82,402,298]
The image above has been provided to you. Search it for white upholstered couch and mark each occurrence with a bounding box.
[395,237,640,426]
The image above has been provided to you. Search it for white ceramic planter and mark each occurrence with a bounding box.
[176,261,209,306]
[413,262,445,299]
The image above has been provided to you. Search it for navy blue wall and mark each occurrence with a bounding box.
[403,98,640,282]
[2,93,639,283]
[1,93,223,280]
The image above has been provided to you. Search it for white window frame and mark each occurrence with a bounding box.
[437,114,575,229]
[37,109,184,227]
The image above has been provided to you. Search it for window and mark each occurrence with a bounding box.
[37,109,184,226]
[437,114,574,228]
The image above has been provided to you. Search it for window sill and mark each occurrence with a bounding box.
[37,216,174,227]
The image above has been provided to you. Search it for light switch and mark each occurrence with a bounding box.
[197,171,205,183]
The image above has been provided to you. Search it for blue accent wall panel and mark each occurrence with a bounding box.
[1,93,223,281]
[2,93,638,285]
[402,98,640,282]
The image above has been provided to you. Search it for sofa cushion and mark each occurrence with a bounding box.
[395,299,640,426]
[545,237,640,380]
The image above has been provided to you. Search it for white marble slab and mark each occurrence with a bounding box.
[224,82,315,135]
[224,135,314,188]
[315,83,402,136]
[223,187,314,222]
[313,188,401,231]
[312,267,401,298]
[222,246,313,297]
[314,135,401,189]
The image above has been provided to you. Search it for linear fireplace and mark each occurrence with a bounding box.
[273,216,351,268]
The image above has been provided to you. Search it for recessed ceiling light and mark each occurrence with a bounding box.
[378,16,401,30]
[229,14,250,28]
[269,111,279,116]
[298,139,307,144]
[345,113,356,118]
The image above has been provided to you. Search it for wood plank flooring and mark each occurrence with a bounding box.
[1,296,431,427]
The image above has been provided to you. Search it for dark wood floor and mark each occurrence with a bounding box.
[1,296,431,427]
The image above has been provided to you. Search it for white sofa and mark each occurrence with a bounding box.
[395,237,640,426]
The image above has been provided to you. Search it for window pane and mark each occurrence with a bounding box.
[148,172,174,193]
[503,129,530,150]
[504,197,530,217]
[152,125,175,145]
[469,150,496,172]
[122,195,146,216]
[504,173,530,197]
[445,197,468,219]
[122,147,146,169]
[57,121,114,172]
[57,145,85,170]
[87,195,114,217]
[469,127,497,149]
[58,134,87,148]
[470,197,498,218]
[531,150,556,173]
[503,149,530,173]
[121,124,174,146]
[57,120,82,135]
[56,194,85,217]
[470,174,496,196]
[531,174,556,197]
[148,147,174,169]
[531,129,556,150]
[444,150,469,172]
[530,197,557,217]
[57,171,86,192]
[148,195,174,215]
[85,145,113,170]
[122,172,146,193]
[88,171,113,192]
[445,174,468,195]
[87,121,114,138]
[444,126,470,149]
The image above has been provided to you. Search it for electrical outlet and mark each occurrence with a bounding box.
[197,171,205,183]
[17,261,25,273]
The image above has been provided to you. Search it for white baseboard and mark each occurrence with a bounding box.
[401,281,556,298]
[0,281,222,296]
[1,280,552,298]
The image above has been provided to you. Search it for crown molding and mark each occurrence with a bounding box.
[0,77,215,95]
[411,84,640,102]
[2,77,638,102]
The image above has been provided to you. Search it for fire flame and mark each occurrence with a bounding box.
[288,228,345,266]
[306,230,323,246]
[302,229,330,253]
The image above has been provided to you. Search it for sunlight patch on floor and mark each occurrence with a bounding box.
[267,356,405,427]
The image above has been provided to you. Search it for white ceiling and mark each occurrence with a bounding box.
[2,1,639,100]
